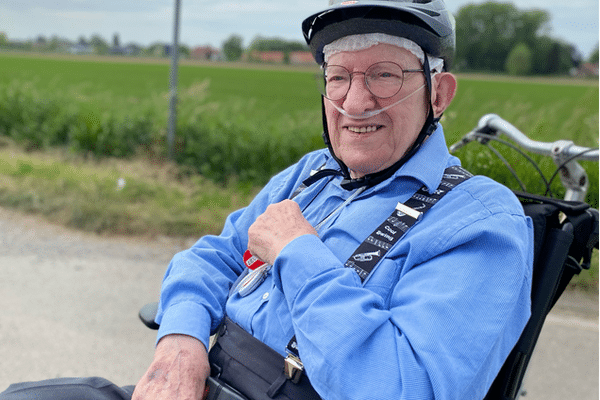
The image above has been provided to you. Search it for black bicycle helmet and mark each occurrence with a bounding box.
[302,0,455,70]
[302,0,456,70]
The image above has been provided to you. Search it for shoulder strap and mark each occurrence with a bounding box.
[346,165,472,282]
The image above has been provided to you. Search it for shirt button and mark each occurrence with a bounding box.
[262,292,270,300]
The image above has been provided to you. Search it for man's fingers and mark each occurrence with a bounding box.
[248,200,318,264]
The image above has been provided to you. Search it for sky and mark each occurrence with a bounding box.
[1,0,598,59]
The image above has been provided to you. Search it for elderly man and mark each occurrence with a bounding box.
[1,0,533,399]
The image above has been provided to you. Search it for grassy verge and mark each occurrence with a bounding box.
[0,137,257,238]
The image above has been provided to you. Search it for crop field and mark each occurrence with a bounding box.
[1,53,597,130]
[0,51,598,202]
[0,52,320,115]
[1,52,597,139]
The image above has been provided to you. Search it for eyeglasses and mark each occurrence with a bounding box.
[316,62,423,101]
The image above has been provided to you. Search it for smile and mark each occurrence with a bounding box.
[347,125,382,133]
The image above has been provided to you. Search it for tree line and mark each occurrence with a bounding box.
[454,2,596,75]
[222,2,598,76]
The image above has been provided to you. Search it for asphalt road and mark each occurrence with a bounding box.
[1,207,598,398]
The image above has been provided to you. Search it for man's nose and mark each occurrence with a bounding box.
[342,75,377,116]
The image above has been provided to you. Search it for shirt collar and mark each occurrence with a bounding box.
[396,124,452,193]
[320,124,452,194]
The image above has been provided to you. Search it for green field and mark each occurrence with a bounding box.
[2,52,597,137]
[1,51,597,198]
[0,53,320,115]
[1,53,597,130]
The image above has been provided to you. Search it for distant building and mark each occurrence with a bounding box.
[290,51,314,64]
[243,50,313,65]
[248,51,285,63]
[69,44,94,54]
[573,62,599,78]
[191,46,221,61]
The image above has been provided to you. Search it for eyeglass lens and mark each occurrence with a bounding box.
[316,62,406,101]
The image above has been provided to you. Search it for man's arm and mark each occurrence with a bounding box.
[132,334,210,400]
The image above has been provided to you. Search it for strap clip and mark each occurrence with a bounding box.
[395,202,423,220]
[284,354,304,383]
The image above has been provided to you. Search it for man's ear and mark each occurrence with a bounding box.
[431,72,457,118]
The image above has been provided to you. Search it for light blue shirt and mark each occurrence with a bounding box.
[156,125,533,400]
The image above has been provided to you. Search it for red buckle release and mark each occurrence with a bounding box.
[243,250,266,270]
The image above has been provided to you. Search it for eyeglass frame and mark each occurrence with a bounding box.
[316,61,425,101]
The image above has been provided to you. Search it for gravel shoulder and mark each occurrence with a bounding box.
[0,207,196,390]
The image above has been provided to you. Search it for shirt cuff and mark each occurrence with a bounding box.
[273,234,347,302]
[156,301,212,351]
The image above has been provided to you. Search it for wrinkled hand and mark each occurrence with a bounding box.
[132,334,211,400]
[248,200,318,265]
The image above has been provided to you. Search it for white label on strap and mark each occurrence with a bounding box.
[395,202,423,220]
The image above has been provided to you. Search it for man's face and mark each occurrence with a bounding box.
[324,43,429,179]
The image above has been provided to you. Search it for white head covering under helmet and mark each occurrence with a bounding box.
[323,33,444,73]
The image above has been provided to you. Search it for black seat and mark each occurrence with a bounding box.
[484,192,598,400]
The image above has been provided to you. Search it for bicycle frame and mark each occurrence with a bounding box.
[449,114,600,399]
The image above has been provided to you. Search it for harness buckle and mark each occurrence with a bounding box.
[284,354,304,383]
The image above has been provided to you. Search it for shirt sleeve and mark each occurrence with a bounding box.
[154,151,326,350]
[271,183,533,400]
